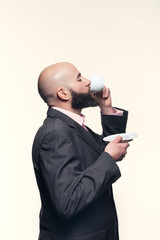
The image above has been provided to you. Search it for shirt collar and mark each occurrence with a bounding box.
[52,107,86,127]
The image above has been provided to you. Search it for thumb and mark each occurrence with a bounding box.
[112,135,123,143]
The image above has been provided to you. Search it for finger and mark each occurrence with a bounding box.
[97,86,106,99]
[94,91,103,99]
[106,88,111,96]
[113,136,123,143]
[102,87,107,98]
[121,139,133,143]
[120,142,130,149]
[117,155,125,162]
[125,142,130,149]
[120,153,127,161]
[102,87,110,99]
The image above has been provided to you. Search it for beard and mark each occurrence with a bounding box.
[70,90,99,109]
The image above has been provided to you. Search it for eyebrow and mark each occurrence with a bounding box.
[77,72,81,79]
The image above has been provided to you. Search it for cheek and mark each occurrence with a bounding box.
[78,84,89,92]
[69,82,88,93]
[73,85,84,92]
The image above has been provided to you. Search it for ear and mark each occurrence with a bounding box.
[57,87,69,101]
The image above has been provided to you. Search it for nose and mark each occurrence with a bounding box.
[83,77,91,87]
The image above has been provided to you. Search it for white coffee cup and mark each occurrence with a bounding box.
[90,74,104,93]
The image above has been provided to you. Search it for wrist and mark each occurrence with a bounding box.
[100,106,116,115]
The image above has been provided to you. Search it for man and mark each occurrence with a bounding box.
[32,62,129,240]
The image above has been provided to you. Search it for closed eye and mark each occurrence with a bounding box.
[77,72,82,81]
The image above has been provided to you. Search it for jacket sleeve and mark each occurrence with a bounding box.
[39,129,121,219]
[101,108,128,136]
[86,108,128,147]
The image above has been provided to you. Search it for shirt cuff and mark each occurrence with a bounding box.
[107,108,123,116]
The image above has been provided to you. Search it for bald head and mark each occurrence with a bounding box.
[38,62,78,106]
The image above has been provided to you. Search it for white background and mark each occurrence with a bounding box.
[0,0,160,239]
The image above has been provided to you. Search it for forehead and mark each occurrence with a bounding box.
[67,64,80,79]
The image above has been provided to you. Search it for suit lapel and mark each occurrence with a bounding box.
[47,107,102,154]
[74,122,103,154]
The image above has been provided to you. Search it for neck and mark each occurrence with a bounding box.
[52,103,82,115]
[65,107,82,115]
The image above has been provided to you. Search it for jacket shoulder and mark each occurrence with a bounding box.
[32,116,74,162]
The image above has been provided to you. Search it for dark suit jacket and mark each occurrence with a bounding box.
[32,107,128,240]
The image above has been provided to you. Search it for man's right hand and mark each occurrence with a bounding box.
[104,136,130,161]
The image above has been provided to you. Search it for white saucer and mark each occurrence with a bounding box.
[103,133,138,142]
